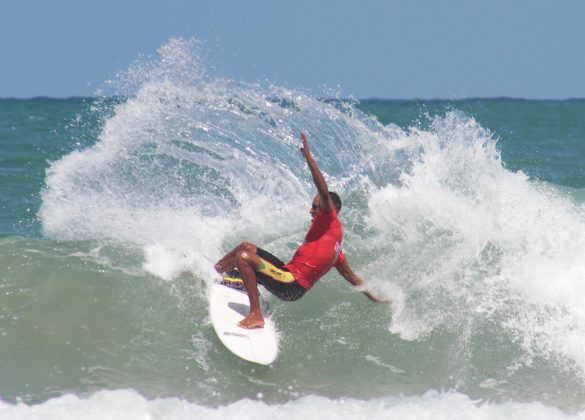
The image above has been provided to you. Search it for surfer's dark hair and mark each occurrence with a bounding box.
[329,192,342,213]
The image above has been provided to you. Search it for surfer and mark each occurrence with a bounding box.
[214,132,385,329]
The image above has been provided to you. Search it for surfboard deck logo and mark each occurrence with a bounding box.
[209,281,279,365]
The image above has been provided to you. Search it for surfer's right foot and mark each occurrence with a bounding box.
[238,314,265,329]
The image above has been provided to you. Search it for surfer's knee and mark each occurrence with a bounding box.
[237,249,262,271]
[235,250,251,267]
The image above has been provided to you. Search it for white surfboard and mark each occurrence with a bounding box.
[209,283,279,365]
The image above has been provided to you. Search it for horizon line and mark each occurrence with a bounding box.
[1,95,585,102]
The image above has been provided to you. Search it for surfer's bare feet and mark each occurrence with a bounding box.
[238,313,265,329]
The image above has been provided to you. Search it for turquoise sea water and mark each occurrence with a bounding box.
[1,39,585,419]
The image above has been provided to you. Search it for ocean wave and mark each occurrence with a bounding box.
[29,37,585,408]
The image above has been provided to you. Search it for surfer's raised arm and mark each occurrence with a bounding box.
[335,258,388,304]
[300,132,334,213]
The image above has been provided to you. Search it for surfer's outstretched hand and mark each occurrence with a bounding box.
[300,131,311,160]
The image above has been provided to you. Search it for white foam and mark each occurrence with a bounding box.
[40,39,313,279]
[0,389,582,420]
[363,111,585,373]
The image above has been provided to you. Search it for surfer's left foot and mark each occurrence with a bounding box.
[238,314,265,329]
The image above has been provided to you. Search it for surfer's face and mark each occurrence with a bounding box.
[310,196,319,221]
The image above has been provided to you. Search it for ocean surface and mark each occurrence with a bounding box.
[1,39,585,419]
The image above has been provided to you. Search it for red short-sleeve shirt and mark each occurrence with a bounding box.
[284,207,345,289]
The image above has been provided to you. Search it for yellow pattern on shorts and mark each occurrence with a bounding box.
[257,258,296,283]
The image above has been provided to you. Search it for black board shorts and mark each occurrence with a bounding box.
[221,247,307,301]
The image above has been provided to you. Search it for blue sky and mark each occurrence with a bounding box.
[1,0,584,99]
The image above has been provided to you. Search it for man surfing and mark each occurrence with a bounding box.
[214,132,385,329]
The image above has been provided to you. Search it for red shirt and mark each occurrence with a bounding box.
[284,207,346,289]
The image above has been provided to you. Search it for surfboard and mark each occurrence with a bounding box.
[209,282,279,365]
